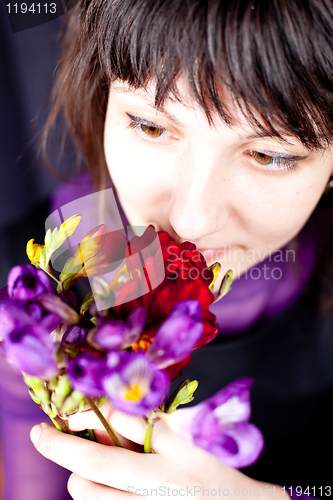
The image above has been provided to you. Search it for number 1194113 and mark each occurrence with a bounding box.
[282,486,331,497]
[6,3,57,14]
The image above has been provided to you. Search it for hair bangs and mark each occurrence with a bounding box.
[91,0,333,148]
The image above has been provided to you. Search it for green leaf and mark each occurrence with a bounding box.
[28,388,41,405]
[44,228,53,248]
[41,214,81,268]
[39,246,47,268]
[166,379,198,413]
[80,291,94,314]
[213,269,233,304]
[23,374,51,405]
[59,256,83,291]
[60,256,79,277]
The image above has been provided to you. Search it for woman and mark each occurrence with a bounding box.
[4,0,333,498]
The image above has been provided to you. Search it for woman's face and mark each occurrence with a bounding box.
[104,78,333,286]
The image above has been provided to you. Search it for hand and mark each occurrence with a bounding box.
[30,401,288,499]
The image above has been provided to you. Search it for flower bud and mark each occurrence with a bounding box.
[26,239,44,267]
[39,294,80,324]
[51,374,72,409]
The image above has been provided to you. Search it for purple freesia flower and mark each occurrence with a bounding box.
[163,378,264,469]
[7,264,54,302]
[59,290,79,309]
[26,301,62,331]
[0,299,62,340]
[41,312,63,332]
[67,352,108,397]
[88,307,146,351]
[147,300,203,369]
[0,286,8,301]
[62,326,87,349]
[3,323,58,379]
[26,302,44,321]
[123,307,146,347]
[102,351,169,416]
[0,298,62,380]
[0,300,34,340]
[39,294,80,324]
[88,320,128,351]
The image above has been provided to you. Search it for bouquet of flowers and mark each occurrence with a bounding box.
[0,213,264,468]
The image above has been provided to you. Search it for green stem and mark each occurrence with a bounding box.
[49,416,63,432]
[86,428,98,442]
[144,420,154,453]
[86,397,123,448]
[49,415,97,442]
[42,266,61,285]
[49,415,74,435]
[77,428,98,442]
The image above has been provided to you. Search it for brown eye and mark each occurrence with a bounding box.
[140,124,164,138]
[251,151,273,165]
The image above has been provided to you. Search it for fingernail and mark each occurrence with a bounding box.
[30,424,43,446]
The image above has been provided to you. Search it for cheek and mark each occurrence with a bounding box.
[238,178,325,248]
[104,129,176,208]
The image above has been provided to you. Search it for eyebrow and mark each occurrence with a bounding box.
[115,86,310,150]
[243,132,295,144]
[146,103,185,128]
[114,86,185,127]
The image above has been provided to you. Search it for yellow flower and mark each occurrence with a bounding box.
[26,239,44,267]
[208,261,221,292]
[73,224,106,267]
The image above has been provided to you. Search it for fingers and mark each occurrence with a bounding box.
[107,411,179,454]
[68,473,135,500]
[67,404,147,448]
[30,422,166,491]
[67,400,117,432]
[92,428,144,452]
[67,405,141,449]
[68,401,179,454]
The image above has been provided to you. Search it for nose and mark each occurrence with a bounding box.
[167,149,231,242]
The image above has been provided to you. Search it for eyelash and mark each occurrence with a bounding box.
[126,114,172,141]
[248,150,299,173]
[126,114,300,173]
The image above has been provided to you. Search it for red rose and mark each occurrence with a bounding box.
[114,227,219,365]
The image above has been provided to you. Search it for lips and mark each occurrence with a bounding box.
[199,246,233,262]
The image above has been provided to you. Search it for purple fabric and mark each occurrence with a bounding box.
[50,173,93,213]
[0,356,71,500]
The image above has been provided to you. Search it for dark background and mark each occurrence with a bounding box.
[0,2,62,235]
